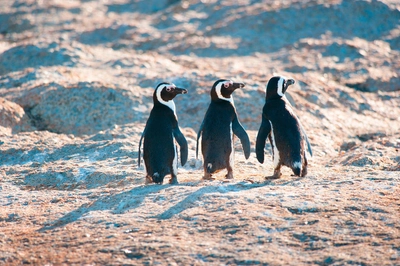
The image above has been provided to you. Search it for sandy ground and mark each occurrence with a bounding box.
[0,0,400,265]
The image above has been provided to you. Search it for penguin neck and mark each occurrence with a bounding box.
[155,100,177,117]
[213,97,236,109]
[282,95,295,115]
[214,96,235,106]
[266,95,284,101]
[222,97,235,106]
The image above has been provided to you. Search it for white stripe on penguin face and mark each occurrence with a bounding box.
[215,80,234,105]
[156,84,177,117]
[277,76,286,97]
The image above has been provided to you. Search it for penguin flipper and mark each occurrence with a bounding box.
[283,96,313,157]
[304,132,313,157]
[138,128,146,168]
[173,127,188,166]
[299,122,313,157]
[232,116,250,159]
[196,120,204,160]
[255,116,271,164]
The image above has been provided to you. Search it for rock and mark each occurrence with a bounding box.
[0,97,33,134]
[0,8,34,35]
[340,140,360,151]
[26,82,146,135]
[0,42,82,75]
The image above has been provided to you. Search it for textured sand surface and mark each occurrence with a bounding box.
[0,0,399,265]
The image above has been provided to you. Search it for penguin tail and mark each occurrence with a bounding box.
[292,161,302,177]
[152,172,164,184]
[206,163,213,173]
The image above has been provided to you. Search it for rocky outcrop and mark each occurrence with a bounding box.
[0,97,33,134]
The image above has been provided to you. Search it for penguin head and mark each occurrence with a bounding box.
[211,79,245,103]
[153,82,188,105]
[265,76,295,99]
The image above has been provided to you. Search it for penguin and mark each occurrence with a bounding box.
[255,76,312,179]
[196,79,250,180]
[138,82,188,184]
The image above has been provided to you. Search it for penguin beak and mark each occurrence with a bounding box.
[232,83,245,90]
[282,79,295,94]
[175,87,188,94]
[286,79,295,86]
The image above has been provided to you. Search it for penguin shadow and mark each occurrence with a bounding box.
[38,184,168,232]
[38,175,310,231]
[154,175,310,220]
[263,175,308,185]
[38,180,266,231]
[154,181,268,220]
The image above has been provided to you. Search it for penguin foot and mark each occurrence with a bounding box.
[145,176,153,184]
[169,176,178,185]
[225,172,234,179]
[300,167,308,177]
[202,173,214,180]
[266,172,281,180]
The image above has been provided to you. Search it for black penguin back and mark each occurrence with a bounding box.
[201,101,236,172]
[264,98,304,167]
[143,105,176,183]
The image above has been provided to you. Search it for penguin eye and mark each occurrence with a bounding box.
[166,87,172,92]
[224,83,229,88]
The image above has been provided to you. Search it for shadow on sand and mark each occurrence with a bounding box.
[39,177,307,231]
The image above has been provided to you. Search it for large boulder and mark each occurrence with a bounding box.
[26,82,149,135]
